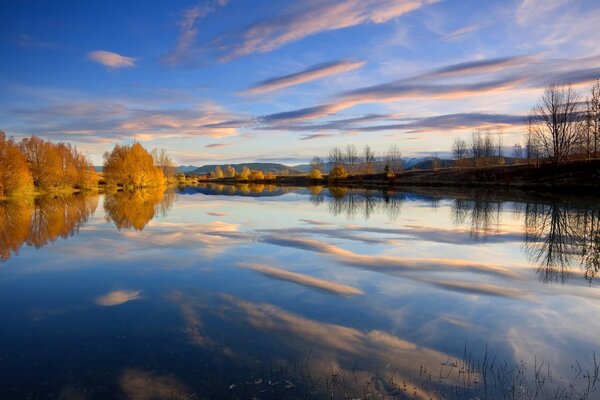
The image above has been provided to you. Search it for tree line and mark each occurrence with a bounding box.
[0,133,177,196]
[209,165,276,181]
[0,133,97,197]
[452,80,600,167]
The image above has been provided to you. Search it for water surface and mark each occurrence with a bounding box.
[1,185,599,399]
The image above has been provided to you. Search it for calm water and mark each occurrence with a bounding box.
[1,185,599,399]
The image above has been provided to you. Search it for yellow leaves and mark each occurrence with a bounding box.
[103,142,166,189]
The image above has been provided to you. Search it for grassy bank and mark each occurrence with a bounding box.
[204,160,600,191]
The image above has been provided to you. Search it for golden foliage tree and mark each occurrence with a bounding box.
[248,170,264,181]
[328,165,348,180]
[236,165,250,180]
[103,142,166,189]
[308,169,323,180]
[0,132,33,196]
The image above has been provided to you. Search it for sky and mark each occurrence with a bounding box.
[1,0,599,166]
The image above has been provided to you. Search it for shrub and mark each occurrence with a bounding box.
[308,169,323,180]
[328,165,348,180]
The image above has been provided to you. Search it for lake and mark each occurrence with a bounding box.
[1,185,599,399]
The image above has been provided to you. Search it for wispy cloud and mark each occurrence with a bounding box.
[95,290,141,306]
[10,98,243,143]
[442,24,482,42]
[162,0,229,66]
[239,262,364,295]
[205,143,230,148]
[88,50,136,68]
[212,0,435,61]
[254,53,600,125]
[241,59,366,95]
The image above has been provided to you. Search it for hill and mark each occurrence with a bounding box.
[190,162,301,175]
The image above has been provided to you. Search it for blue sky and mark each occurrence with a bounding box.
[1,0,599,165]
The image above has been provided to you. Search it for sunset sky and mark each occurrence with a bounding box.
[2,0,599,165]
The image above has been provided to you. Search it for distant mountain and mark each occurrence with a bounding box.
[177,165,198,173]
[190,162,301,175]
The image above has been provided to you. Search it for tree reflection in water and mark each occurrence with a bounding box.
[450,193,600,285]
[0,194,98,261]
[523,202,600,284]
[328,187,402,220]
[104,188,175,231]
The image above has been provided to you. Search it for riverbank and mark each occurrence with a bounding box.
[205,159,600,191]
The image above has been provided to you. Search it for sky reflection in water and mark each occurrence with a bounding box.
[0,186,599,399]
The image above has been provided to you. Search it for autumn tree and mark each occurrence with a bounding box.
[225,165,236,178]
[528,83,581,164]
[103,142,165,189]
[20,136,61,189]
[237,165,250,180]
[248,170,264,181]
[0,132,33,196]
[211,165,224,179]
[328,165,348,180]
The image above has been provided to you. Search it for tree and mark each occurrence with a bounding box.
[363,145,375,174]
[512,143,523,161]
[310,156,324,172]
[328,147,344,167]
[343,144,360,174]
[308,169,323,180]
[588,79,600,158]
[0,133,33,196]
[528,83,581,164]
[328,165,348,180]
[103,142,165,188]
[211,165,224,179]
[248,170,264,181]
[151,148,176,180]
[385,144,403,174]
[452,137,468,168]
[237,165,250,180]
[225,165,236,178]
[20,135,61,189]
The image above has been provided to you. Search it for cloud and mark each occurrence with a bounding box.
[441,24,481,42]
[88,50,135,68]
[205,143,230,148]
[206,211,228,217]
[241,60,366,95]
[260,235,521,279]
[212,0,435,61]
[239,262,364,295]
[253,53,600,125]
[162,0,229,66]
[120,369,190,400]
[10,99,242,143]
[95,290,141,306]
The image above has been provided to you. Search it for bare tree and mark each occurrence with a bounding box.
[385,144,403,174]
[363,145,375,174]
[343,144,360,174]
[512,143,523,160]
[452,137,468,168]
[328,147,344,167]
[591,79,600,158]
[309,156,324,172]
[528,83,581,164]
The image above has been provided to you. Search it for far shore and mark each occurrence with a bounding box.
[200,159,600,192]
